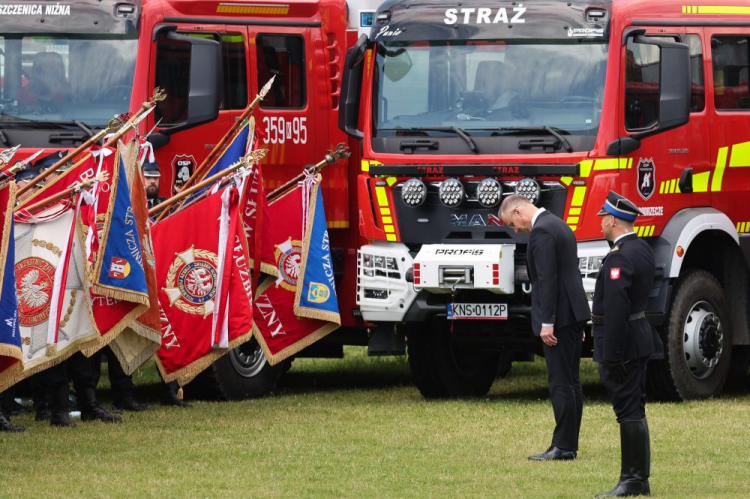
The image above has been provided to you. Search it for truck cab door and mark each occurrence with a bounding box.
[617,28,696,233]
[246,27,316,194]
[148,24,250,198]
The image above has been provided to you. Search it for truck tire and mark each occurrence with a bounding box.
[185,339,285,400]
[406,319,500,399]
[647,270,732,400]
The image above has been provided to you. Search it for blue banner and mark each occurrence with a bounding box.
[186,123,250,205]
[294,184,340,322]
[0,223,21,356]
[95,157,149,299]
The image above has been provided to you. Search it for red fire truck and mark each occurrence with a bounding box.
[339,0,750,400]
[0,0,382,398]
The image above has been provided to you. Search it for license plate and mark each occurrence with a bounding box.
[447,303,508,320]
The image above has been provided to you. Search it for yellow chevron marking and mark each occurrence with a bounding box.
[386,234,397,241]
[361,160,370,172]
[660,182,666,194]
[568,225,577,232]
[693,171,710,192]
[561,176,573,186]
[380,208,391,216]
[375,186,388,207]
[569,207,581,215]
[567,217,579,225]
[571,186,586,206]
[382,216,393,224]
[712,147,729,192]
[699,6,750,14]
[579,160,594,178]
[729,141,750,167]
[384,225,395,234]
[386,176,397,187]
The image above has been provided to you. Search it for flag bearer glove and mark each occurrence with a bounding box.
[604,360,627,383]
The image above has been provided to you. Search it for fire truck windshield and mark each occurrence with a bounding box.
[374,40,608,139]
[0,34,137,129]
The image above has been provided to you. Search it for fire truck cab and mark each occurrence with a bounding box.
[340,0,750,400]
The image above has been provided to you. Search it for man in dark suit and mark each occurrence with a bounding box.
[500,194,591,461]
[593,192,657,497]
[143,161,166,209]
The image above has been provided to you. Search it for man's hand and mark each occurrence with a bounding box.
[604,361,627,383]
[540,326,557,346]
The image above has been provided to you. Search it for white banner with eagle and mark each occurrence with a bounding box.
[0,208,98,391]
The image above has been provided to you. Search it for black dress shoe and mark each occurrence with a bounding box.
[161,396,192,408]
[0,414,24,432]
[113,396,153,412]
[528,446,577,461]
[81,403,122,423]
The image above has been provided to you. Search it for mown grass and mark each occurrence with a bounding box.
[1,349,749,498]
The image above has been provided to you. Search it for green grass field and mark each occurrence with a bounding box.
[1,350,749,498]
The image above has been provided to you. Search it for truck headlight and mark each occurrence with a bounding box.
[514,177,540,205]
[476,178,502,208]
[401,178,427,207]
[439,178,464,207]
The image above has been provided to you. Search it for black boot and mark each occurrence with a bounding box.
[161,381,192,408]
[595,419,650,497]
[50,384,76,428]
[79,388,122,423]
[113,393,152,412]
[0,414,24,432]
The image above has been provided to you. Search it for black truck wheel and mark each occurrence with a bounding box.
[647,270,732,400]
[406,319,500,399]
[185,339,285,400]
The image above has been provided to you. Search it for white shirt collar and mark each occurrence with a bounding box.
[613,231,634,245]
[531,207,546,228]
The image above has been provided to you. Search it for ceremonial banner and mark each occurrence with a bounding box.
[152,186,252,385]
[186,119,252,205]
[0,182,22,383]
[240,161,274,278]
[81,145,149,356]
[252,177,340,365]
[109,140,161,374]
[0,207,98,392]
[15,153,96,209]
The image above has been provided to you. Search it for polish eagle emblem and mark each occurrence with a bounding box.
[163,246,219,318]
[274,238,303,292]
[15,257,55,327]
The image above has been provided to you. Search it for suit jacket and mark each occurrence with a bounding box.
[147,196,166,209]
[527,210,591,336]
[592,233,656,362]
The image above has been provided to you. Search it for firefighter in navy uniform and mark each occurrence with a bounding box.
[593,191,659,498]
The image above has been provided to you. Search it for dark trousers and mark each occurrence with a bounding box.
[542,323,584,451]
[90,347,135,398]
[599,357,648,422]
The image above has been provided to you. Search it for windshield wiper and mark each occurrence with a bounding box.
[485,126,573,153]
[408,126,479,153]
[46,120,95,138]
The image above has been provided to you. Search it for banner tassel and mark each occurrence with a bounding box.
[177,387,184,400]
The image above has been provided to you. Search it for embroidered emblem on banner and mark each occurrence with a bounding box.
[274,237,303,291]
[109,257,131,279]
[15,257,55,326]
[307,282,331,304]
[164,246,219,318]
[610,267,621,280]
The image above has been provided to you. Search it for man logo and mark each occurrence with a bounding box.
[307,282,331,304]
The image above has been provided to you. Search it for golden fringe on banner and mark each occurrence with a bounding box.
[155,329,253,387]
[109,323,161,376]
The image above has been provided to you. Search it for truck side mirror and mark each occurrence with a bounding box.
[339,34,368,139]
[608,34,690,154]
[160,31,222,135]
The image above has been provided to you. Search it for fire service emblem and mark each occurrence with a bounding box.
[15,257,55,327]
[163,246,218,318]
[274,237,303,291]
[637,158,655,200]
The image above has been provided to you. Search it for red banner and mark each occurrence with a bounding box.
[152,185,253,385]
